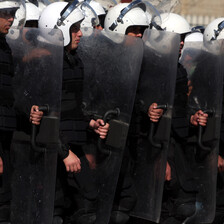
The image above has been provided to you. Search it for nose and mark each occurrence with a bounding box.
[78,29,83,37]
[136,33,142,38]
[8,16,14,22]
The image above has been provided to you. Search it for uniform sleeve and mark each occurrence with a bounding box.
[58,132,70,160]
[171,63,190,141]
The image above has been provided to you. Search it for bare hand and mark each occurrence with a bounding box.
[85,154,96,169]
[190,110,208,126]
[0,157,3,175]
[30,105,44,125]
[23,48,51,62]
[165,162,171,181]
[148,103,163,123]
[218,155,224,173]
[89,119,110,139]
[63,150,81,173]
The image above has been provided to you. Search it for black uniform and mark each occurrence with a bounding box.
[212,92,224,224]
[54,49,97,224]
[0,34,16,222]
[159,63,196,223]
[10,40,61,224]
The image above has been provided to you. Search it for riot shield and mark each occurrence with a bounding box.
[77,28,143,224]
[94,0,117,10]
[180,39,224,223]
[6,27,63,224]
[128,28,179,223]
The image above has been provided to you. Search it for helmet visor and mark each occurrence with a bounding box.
[80,1,99,27]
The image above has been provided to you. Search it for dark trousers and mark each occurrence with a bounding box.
[0,131,12,222]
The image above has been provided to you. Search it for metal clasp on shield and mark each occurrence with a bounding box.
[148,104,167,149]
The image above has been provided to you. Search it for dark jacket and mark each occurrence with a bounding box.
[59,49,89,159]
[0,34,16,132]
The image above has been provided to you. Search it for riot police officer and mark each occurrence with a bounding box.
[156,13,221,224]
[104,2,149,223]
[0,1,20,222]
[39,2,109,223]
[147,12,197,224]
[203,17,224,224]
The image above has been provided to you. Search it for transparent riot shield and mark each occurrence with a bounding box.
[130,28,180,223]
[77,28,143,224]
[180,39,224,224]
[7,27,63,224]
[95,0,118,10]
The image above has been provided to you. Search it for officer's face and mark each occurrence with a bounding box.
[126,26,145,38]
[0,9,16,34]
[67,22,82,51]
[179,34,186,56]
[93,15,105,30]
[94,24,103,30]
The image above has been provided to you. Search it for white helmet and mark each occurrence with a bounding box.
[25,2,40,21]
[203,18,224,41]
[155,13,191,34]
[179,32,203,65]
[184,32,203,43]
[80,0,105,28]
[11,0,26,29]
[1,0,26,38]
[104,0,149,35]
[94,0,117,11]
[37,1,46,13]
[0,0,20,9]
[38,1,84,46]
[88,0,105,16]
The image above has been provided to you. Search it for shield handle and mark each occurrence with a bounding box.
[97,108,120,155]
[31,105,49,153]
[196,109,214,161]
[148,104,167,148]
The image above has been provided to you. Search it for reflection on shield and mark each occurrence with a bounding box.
[78,28,143,224]
[181,39,224,223]
[130,28,180,223]
[7,27,63,224]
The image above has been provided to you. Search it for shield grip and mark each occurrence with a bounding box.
[31,105,60,153]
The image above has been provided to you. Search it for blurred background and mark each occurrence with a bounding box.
[177,0,224,27]
[121,0,224,27]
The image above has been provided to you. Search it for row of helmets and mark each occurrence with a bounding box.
[36,0,192,47]
[1,0,224,43]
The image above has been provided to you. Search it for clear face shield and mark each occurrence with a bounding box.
[143,0,162,30]
[0,0,26,29]
[191,25,205,33]
[79,0,99,27]
[39,0,63,5]
[0,0,25,37]
[0,7,17,18]
[93,0,117,11]
[56,0,82,27]
[143,0,181,31]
